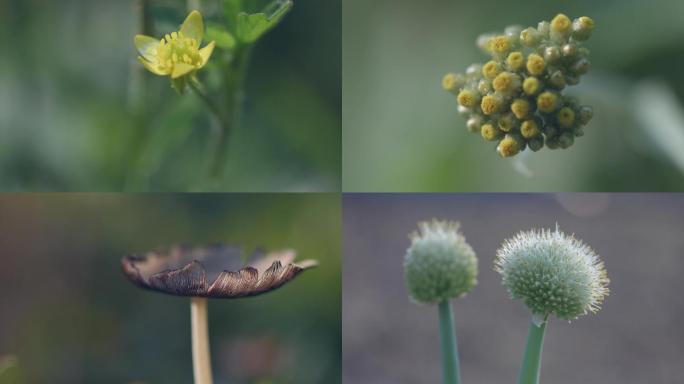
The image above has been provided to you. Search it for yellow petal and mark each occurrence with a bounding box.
[137,57,168,76]
[171,62,195,79]
[134,35,160,62]
[198,41,216,68]
[180,10,204,43]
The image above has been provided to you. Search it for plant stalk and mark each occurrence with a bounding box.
[438,300,461,384]
[517,317,548,384]
[191,297,213,384]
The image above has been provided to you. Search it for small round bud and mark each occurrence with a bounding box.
[562,43,578,58]
[497,134,522,157]
[520,27,540,47]
[495,227,609,320]
[526,54,546,76]
[571,58,591,75]
[404,220,478,304]
[511,98,531,119]
[492,71,521,93]
[537,21,550,37]
[528,137,543,152]
[497,113,518,132]
[523,77,542,96]
[544,124,558,138]
[482,60,503,79]
[549,70,566,89]
[578,105,594,125]
[520,119,541,139]
[442,73,464,93]
[504,25,523,39]
[574,126,585,137]
[477,79,492,94]
[481,94,503,115]
[572,16,595,41]
[536,91,559,113]
[543,46,561,63]
[488,35,513,56]
[546,137,560,149]
[466,115,484,133]
[557,107,576,128]
[559,132,574,149]
[565,74,580,86]
[506,51,525,71]
[457,105,470,117]
[476,33,496,52]
[481,123,502,141]
[457,89,480,108]
[550,14,572,40]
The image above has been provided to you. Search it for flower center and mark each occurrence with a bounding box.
[156,32,202,72]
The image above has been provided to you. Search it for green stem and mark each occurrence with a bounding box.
[438,300,461,384]
[517,317,548,384]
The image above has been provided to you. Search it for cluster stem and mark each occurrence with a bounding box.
[438,300,462,384]
[517,317,548,384]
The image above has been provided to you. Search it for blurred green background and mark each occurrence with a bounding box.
[0,0,340,192]
[0,193,341,383]
[343,0,684,191]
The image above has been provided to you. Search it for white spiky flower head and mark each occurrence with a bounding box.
[404,220,478,304]
[495,225,609,321]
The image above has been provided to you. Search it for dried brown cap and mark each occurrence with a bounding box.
[121,245,318,298]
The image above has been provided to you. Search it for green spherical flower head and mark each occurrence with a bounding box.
[495,226,609,320]
[404,220,478,304]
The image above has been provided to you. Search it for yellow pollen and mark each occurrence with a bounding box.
[537,91,559,113]
[520,120,540,138]
[523,77,541,95]
[526,54,546,76]
[497,136,521,157]
[557,107,576,128]
[481,95,502,115]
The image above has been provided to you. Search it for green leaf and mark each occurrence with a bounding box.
[235,0,292,44]
[205,24,236,49]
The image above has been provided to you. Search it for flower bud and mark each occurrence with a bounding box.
[466,63,483,78]
[481,123,502,141]
[498,113,518,132]
[544,124,558,138]
[488,35,514,56]
[536,91,560,113]
[466,115,484,133]
[562,43,578,58]
[550,13,572,41]
[522,77,542,95]
[571,58,591,75]
[506,51,525,71]
[497,134,522,157]
[537,21,550,37]
[549,70,566,89]
[481,94,504,115]
[492,71,521,93]
[457,89,480,108]
[578,105,594,125]
[404,220,478,304]
[520,119,541,139]
[526,53,546,76]
[478,79,492,94]
[457,105,471,117]
[495,227,609,320]
[557,107,576,128]
[520,27,540,47]
[442,73,465,93]
[482,60,503,79]
[511,98,531,119]
[528,137,544,151]
[543,46,561,63]
[559,132,574,149]
[572,16,595,41]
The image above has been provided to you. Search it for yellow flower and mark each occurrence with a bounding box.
[526,54,546,76]
[134,10,216,92]
[481,94,503,115]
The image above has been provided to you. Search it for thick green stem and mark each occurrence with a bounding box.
[438,300,461,384]
[517,317,548,384]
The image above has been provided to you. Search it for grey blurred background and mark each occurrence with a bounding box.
[0,193,341,383]
[343,0,684,191]
[343,193,684,383]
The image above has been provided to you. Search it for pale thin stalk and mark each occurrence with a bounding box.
[438,300,461,384]
[191,297,213,384]
[517,317,548,384]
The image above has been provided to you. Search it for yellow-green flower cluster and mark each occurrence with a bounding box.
[443,14,595,157]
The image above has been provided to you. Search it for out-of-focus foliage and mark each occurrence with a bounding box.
[0,194,341,383]
[342,0,684,191]
[0,0,340,191]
